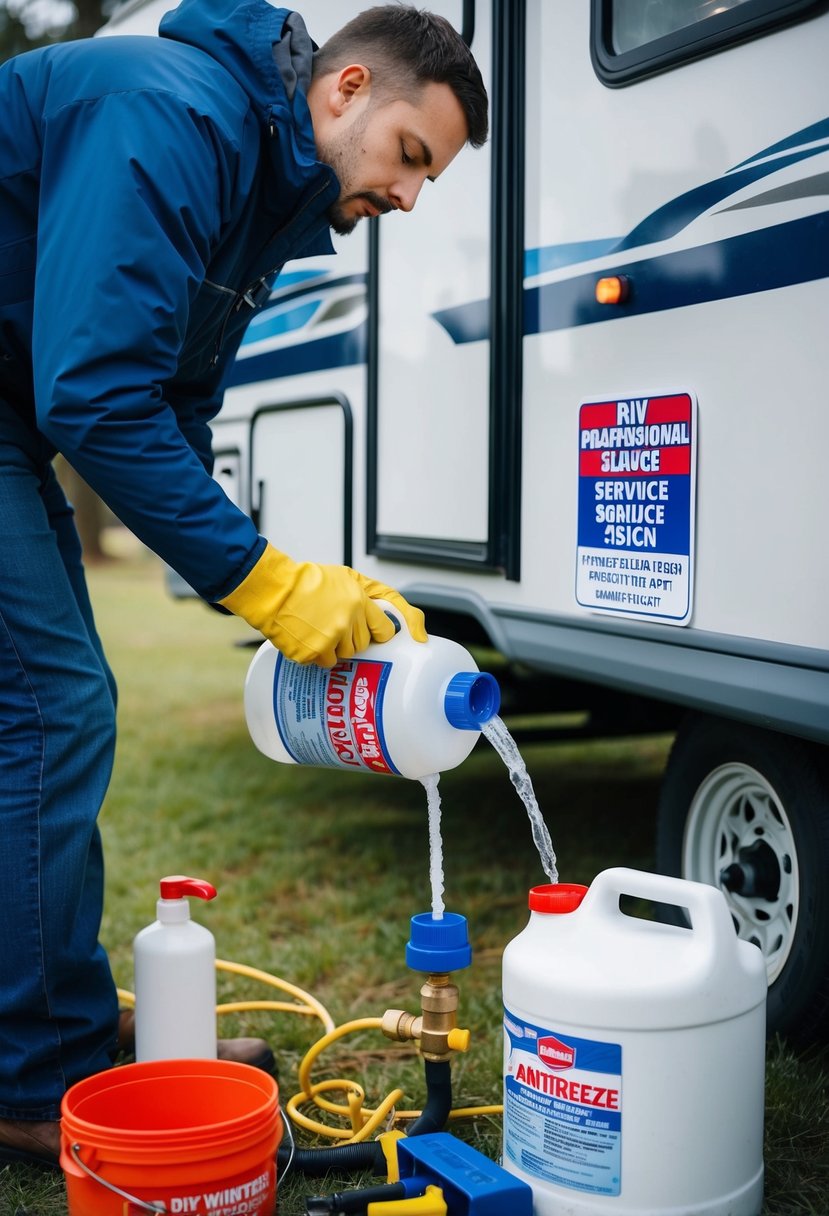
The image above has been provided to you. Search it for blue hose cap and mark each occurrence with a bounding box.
[443,672,500,730]
[406,912,472,973]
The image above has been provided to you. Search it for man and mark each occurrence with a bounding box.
[0,0,488,1165]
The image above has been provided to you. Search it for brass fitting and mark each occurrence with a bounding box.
[382,973,471,1062]
[382,1007,422,1043]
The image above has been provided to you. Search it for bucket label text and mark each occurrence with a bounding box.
[575,392,696,625]
[273,655,398,774]
[504,1007,622,1197]
[127,1168,273,1216]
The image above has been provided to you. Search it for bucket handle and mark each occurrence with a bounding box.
[69,1143,168,1213]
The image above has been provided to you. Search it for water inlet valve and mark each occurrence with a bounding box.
[382,978,470,1063]
[382,914,472,1063]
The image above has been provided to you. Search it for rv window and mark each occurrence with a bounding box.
[591,0,824,84]
[612,0,751,54]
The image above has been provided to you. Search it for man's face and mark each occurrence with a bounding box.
[315,81,468,236]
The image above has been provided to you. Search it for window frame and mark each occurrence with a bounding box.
[591,0,828,87]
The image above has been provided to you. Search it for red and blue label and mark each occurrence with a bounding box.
[575,392,696,624]
[504,1008,622,1196]
[273,655,399,774]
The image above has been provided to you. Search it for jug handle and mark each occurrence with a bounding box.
[583,866,735,944]
[375,598,404,637]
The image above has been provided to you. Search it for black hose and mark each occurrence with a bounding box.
[278,1057,453,1176]
[404,1059,452,1137]
[278,1138,386,1177]
[305,1181,408,1213]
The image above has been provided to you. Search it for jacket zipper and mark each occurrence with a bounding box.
[209,178,333,367]
[210,277,270,367]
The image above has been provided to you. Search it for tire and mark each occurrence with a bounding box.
[656,713,829,1044]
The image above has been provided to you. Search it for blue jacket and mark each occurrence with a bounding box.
[0,0,338,600]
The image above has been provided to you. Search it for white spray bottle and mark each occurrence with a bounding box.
[133,875,218,1062]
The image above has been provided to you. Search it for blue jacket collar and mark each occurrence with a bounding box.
[160,0,337,248]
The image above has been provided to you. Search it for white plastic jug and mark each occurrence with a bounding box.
[133,876,218,1062]
[244,604,500,780]
[502,868,767,1216]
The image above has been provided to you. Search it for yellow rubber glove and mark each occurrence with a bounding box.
[218,543,427,667]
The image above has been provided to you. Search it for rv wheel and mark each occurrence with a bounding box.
[656,714,829,1044]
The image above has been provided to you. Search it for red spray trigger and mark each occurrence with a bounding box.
[159,876,217,901]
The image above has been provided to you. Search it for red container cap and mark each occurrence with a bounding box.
[159,876,217,901]
[529,883,588,913]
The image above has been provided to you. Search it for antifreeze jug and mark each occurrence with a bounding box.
[502,868,767,1216]
[133,876,218,1062]
[244,603,500,780]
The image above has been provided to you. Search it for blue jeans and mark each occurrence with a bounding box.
[0,401,119,1120]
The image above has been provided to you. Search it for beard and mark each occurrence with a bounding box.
[327,190,394,235]
[316,116,394,235]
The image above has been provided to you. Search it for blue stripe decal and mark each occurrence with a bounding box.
[433,295,489,345]
[271,268,328,290]
[241,298,321,344]
[525,240,621,276]
[434,211,829,345]
[730,118,829,172]
[226,211,829,374]
[616,143,828,251]
[268,272,366,303]
[226,322,367,387]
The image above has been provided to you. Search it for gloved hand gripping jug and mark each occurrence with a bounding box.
[132,875,218,1062]
[244,603,500,780]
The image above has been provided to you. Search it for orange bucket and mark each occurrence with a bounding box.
[60,1059,281,1215]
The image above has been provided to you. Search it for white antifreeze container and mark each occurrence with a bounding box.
[502,868,767,1216]
[244,604,500,780]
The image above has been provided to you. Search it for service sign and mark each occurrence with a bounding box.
[576,393,696,625]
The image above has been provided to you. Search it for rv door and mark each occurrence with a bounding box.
[369,1,518,576]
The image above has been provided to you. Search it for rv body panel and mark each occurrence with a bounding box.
[105,0,829,742]
[103,0,829,1043]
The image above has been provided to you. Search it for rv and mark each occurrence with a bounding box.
[101,0,829,1042]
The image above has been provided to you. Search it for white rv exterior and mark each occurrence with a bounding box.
[102,0,829,1041]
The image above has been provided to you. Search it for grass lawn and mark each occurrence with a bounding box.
[2,551,827,1215]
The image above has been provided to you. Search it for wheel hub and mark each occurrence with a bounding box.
[719,839,781,900]
[683,761,799,985]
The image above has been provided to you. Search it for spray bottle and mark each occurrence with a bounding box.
[244,602,500,780]
[133,875,218,1062]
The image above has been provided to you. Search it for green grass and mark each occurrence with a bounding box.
[3,553,827,1215]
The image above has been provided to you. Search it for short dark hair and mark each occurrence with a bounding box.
[314,6,488,148]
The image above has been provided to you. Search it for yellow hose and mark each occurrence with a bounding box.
[288,1016,411,1142]
[117,960,503,1143]
[215,957,335,1034]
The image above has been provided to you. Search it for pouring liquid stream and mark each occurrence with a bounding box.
[483,715,558,884]
[420,715,557,922]
[421,772,445,920]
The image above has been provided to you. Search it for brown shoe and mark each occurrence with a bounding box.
[0,1116,61,1168]
[117,1010,276,1074]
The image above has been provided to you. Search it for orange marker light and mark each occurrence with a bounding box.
[595,275,630,305]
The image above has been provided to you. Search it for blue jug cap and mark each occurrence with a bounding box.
[406,912,472,972]
[443,672,500,730]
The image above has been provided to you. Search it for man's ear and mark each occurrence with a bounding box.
[332,63,371,115]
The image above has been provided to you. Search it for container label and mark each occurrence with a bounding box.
[273,655,399,774]
[124,1165,274,1213]
[504,1007,622,1196]
[576,392,696,624]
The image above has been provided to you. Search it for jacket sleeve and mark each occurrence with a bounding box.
[166,336,243,477]
[32,87,264,601]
